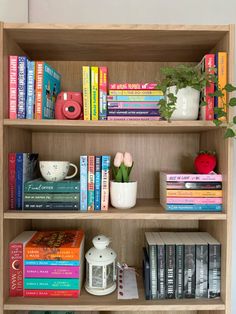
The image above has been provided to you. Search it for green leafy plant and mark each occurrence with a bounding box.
[157,64,236,138]
[112,152,134,183]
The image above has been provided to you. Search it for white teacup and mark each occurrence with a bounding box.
[39,161,78,182]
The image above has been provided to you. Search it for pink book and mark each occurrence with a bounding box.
[109,83,157,90]
[25,266,80,278]
[9,56,18,119]
[167,197,222,204]
[8,152,16,209]
[99,66,108,119]
[161,172,222,182]
[108,101,159,109]
[107,116,161,121]
[24,289,80,298]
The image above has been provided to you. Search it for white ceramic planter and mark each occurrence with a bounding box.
[110,181,137,209]
[167,86,200,120]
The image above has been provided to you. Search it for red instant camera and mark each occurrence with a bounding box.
[55,92,83,120]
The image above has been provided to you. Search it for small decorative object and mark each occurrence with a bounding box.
[85,235,117,296]
[194,151,217,174]
[110,152,137,209]
[55,91,83,120]
[39,161,78,182]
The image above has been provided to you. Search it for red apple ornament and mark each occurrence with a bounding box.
[194,151,216,174]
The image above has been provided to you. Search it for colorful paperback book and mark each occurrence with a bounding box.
[107,109,159,116]
[80,156,88,211]
[15,153,24,209]
[17,56,27,119]
[25,260,80,266]
[35,61,61,119]
[99,66,108,120]
[9,152,16,209]
[24,202,79,210]
[24,193,80,202]
[26,60,35,119]
[24,278,80,290]
[109,90,163,96]
[109,83,158,90]
[9,56,18,119]
[108,101,160,109]
[24,289,80,298]
[82,66,91,120]
[166,204,222,211]
[24,179,80,193]
[91,66,99,120]
[101,156,111,211]
[107,95,163,102]
[108,116,161,121]
[165,181,222,190]
[95,156,101,210]
[215,52,227,120]
[166,197,222,204]
[160,172,222,182]
[25,266,80,278]
[166,190,222,197]
[88,156,95,211]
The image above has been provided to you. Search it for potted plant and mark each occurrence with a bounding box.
[157,64,236,138]
[110,152,137,209]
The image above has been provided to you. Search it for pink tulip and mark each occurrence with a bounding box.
[114,152,124,167]
[124,152,133,167]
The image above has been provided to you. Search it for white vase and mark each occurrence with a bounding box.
[167,86,200,120]
[110,181,137,209]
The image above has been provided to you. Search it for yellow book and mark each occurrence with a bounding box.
[109,90,163,96]
[166,190,222,198]
[82,66,91,120]
[91,66,99,120]
[217,52,227,121]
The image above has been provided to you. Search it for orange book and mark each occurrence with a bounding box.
[217,52,227,121]
[25,230,84,261]
[166,190,222,198]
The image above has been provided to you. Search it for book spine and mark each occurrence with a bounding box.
[107,116,161,121]
[9,242,23,296]
[176,244,184,299]
[101,156,110,211]
[35,61,44,119]
[91,66,99,120]
[166,197,222,204]
[24,278,80,290]
[196,244,208,298]
[25,249,80,261]
[166,181,222,190]
[17,56,27,119]
[157,244,165,299]
[9,153,16,209]
[166,204,222,211]
[24,202,79,210]
[108,101,159,109]
[25,260,80,266]
[80,156,88,211]
[143,247,151,300]
[107,95,163,101]
[205,54,215,120]
[165,244,175,299]
[165,174,222,182]
[16,153,23,209]
[108,109,159,116]
[24,289,80,298]
[9,56,18,119]
[184,244,196,298]
[25,266,80,278]
[26,60,35,119]
[208,243,221,298]
[218,52,227,121]
[95,156,101,210]
[82,66,91,120]
[149,244,157,299]
[166,190,222,197]
[109,90,163,96]
[88,156,95,211]
[24,181,80,193]
[99,66,108,120]
[24,193,80,202]
[109,83,158,90]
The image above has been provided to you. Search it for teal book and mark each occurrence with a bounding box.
[24,278,80,290]
[24,179,80,193]
[24,193,80,202]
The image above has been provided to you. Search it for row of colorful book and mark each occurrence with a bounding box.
[80,155,111,211]
[24,179,80,210]
[9,56,61,119]
[10,230,85,298]
[160,172,223,212]
[107,83,164,121]
[144,232,220,300]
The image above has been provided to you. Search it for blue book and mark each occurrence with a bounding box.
[80,156,88,211]
[16,153,23,209]
[17,56,27,118]
[25,260,80,266]
[24,278,80,290]
[94,156,101,210]
[107,95,164,102]
[26,60,35,119]
[166,204,222,212]
[101,155,111,211]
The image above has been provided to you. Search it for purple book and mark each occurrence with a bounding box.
[24,266,80,278]
[108,109,159,116]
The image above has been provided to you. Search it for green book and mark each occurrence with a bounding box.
[24,193,79,202]
[24,179,80,193]
[24,278,80,290]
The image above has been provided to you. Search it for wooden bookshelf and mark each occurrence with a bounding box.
[0,23,234,314]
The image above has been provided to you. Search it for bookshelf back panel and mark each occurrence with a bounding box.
[32,132,199,199]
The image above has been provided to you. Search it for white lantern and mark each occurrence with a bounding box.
[85,235,117,296]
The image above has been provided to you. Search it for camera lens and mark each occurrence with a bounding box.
[68,106,75,112]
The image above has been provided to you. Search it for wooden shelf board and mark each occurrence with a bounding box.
[4,119,218,134]
[4,199,226,220]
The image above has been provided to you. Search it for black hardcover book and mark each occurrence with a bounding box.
[174,233,184,299]
[153,233,165,299]
[24,201,79,210]
[166,181,222,190]
[145,232,157,299]
[143,247,151,300]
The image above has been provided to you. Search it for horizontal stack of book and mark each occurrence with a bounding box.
[144,232,221,300]
[107,83,164,121]
[80,155,110,211]
[10,230,85,298]
[82,66,108,120]
[9,56,61,119]
[24,179,80,210]
[160,172,223,212]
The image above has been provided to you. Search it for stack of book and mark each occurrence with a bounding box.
[144,232,221,300]
[10,230,85,298]
[80,155,110,211]
[9,56,61,119]
[82,66,108,120]
[23,179,80,211]
[160,172,223,212]
[8,152,39,210]
[107,83,164,121]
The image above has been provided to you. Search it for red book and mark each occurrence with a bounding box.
[8,152,16,209]
[24,289,80,298]
[9,231,36,296]
[9,56,18,119]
